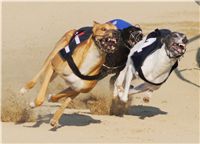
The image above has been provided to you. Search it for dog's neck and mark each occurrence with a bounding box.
[141,44,177,84]
[77,37,106,74]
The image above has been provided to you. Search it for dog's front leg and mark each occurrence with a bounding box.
[50,87,80,127]
[113,65,128,98]
[120,65,133,102]
[50,97,72,128]
[110,65,133,116]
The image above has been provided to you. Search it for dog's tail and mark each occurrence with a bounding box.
[20,29,76,95]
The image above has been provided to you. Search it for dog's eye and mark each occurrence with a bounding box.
[172,33,178,38]
[101,28,107,31]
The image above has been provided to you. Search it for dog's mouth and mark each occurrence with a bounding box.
[168,42,186,58]
[98,36,119,53]
[94,30,121,53]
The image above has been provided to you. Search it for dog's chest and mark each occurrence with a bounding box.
[61,43,104,89]
[79,43,105,74]
[140,47,176,83]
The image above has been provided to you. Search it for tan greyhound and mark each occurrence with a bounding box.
[20,21,121,127]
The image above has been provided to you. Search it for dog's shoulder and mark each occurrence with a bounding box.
[59,26,93,59]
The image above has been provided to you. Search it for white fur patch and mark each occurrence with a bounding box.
[29,102,36,108]
[19,87,28,95]
[136,38,156,52]
[48,93,55,102]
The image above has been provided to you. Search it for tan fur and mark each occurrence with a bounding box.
[20,22,117,127]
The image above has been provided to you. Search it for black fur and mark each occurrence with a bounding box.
[99,26,143,86]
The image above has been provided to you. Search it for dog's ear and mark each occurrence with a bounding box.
[161,34,170,45]
[92,21,100,33]
[135,24,141,29]
[93,21,100,26]
[161,38,165,44]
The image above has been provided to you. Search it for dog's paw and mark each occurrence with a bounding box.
[116,85,124,97]
[47,94,53,102]
[118,91,124,99]
[110,97,127,116]
[120,95,128,102]
[50,118,58,127]
[19,87,28,95]
[117,85,124,92]
[29,102,36,108]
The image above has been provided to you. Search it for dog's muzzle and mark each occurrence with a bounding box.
[166,42,187,58]
[94,30,121,54]
[128,30,143,48]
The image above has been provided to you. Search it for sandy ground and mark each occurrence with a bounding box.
[1,1,200,143]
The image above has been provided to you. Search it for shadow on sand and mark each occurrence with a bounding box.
[24,113,101,131]
[127,105,167,120]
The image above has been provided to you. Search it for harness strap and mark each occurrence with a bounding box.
[64,54,106,80]
[137,61,178,86]
[59,27,93,57]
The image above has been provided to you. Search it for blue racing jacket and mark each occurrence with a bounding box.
[108,19,133,30]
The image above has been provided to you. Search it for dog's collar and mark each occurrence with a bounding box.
[102,63,125,73]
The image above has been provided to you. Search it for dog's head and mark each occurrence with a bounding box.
[92,21,121,53]
[162,32,188,58]
[121,26,143,48]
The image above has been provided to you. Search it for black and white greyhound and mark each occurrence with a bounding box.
[113,29,188,103]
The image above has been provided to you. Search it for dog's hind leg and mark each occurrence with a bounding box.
[128,83,148,94]
[29,63,54,108]
[128,83,153,102]
[20,65,48,95]
[20,30,76,95]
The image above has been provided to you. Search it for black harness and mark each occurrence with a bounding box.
[131,29,178,86]
[59,27,109,80]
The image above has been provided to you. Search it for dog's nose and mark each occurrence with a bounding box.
[182,36,188,44]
